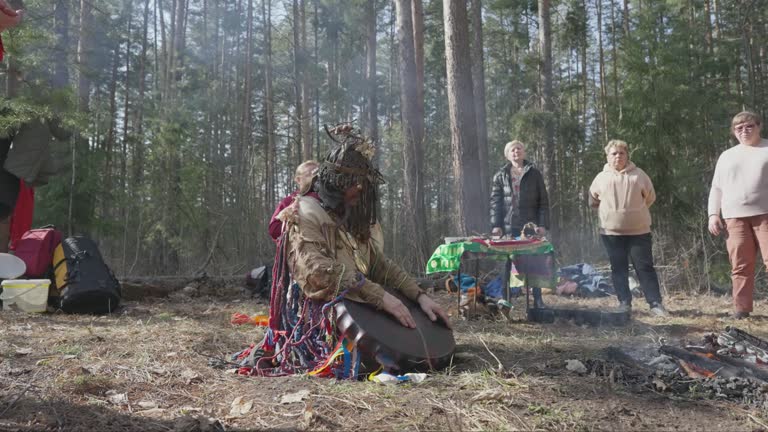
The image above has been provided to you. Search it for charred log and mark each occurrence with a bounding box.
[660,345,766,382]
[725,326,768,351]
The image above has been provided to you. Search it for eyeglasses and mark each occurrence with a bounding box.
[735,123,757,133]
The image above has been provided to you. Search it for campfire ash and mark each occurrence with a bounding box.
[561,329,768,415]
[607,327,768,411]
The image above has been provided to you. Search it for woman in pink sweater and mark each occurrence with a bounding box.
[708,111,768,319]
[589,139,667,317]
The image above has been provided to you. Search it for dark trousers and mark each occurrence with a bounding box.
[600,233,662,306]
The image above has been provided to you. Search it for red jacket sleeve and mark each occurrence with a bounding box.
[269,194,296,241]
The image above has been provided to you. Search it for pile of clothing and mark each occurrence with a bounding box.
[556,263,614,297]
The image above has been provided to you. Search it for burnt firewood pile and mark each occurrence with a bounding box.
[591,327,768,410]
[648,327,768,406]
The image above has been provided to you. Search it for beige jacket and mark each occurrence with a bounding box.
[278,195,422,308]
[589,162,656,235]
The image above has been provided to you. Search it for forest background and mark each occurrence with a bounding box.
[0,0,765,292]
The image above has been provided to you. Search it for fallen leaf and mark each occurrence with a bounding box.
[652,378,668,392]
[280,389,310,404]
[136,408,166,417]
[7,368,32,376]
[85,397,109,407]
[470,388,509,403]
[137,400,158,409]
[106,392,129,406]
[179,406,203,415]
[227,396,253,418]
[61,355,77,360]
[302,400,316,428]
[565,359,587,374]
[14,347,32,356]
[181,369,202,384]
[174,414,224,432]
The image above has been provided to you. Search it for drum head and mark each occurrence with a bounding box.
[0,253,26,279]
[335,288,455,371]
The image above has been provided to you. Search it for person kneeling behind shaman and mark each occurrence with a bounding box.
[254,127,451,377]
[283,140,449,328]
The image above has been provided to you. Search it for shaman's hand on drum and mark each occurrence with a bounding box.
[381,292,416,329]
[418,293,452,329]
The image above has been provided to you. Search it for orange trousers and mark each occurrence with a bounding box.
[725,214,768,312]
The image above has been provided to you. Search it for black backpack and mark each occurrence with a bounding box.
[53,236,121,314]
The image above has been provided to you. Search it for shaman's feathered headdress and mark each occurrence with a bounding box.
[315,124,384,241]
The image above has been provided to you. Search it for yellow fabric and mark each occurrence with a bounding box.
[52,243,67,293]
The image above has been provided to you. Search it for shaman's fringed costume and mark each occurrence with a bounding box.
[236,126,424,378]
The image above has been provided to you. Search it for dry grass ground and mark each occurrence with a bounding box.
[1,288,768,431]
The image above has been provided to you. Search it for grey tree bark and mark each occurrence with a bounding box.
[443,0,484,234]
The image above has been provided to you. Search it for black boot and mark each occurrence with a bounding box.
[532,287,545,309]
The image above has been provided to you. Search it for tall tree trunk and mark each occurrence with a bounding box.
[743,18,757,110]
[174,0,188,86]
[622,0,629,36]
[313,0,321,159]
[443,0,483,234]
[242,0,254,180]
[263,0,275,213]
[104,42,120,224]
[53,0,70,88]
[71,0,92,235]
[394,0,427,265]
[386,1,396,129]
[161,0,171,99]
[153,0,160,93]
[134,0,150,189]
[539,0,556,195]
[292,0,304,165]
[704,0,713,53]
[596,0,608,141]
[581,0,588,129]
[366,0,379,143]
[411,0,425,177]
[712,0,721,40]
[610,0,619,98]
[121,0,133,199]
[469,0,489,214]
[410,0,427,245]
[300,0,311,160]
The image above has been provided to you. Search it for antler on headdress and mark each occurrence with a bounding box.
[324,123,376,163]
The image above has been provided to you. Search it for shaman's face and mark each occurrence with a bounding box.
[343,184,363,207]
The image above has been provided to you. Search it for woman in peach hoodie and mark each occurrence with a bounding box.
[589,140,667,317]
